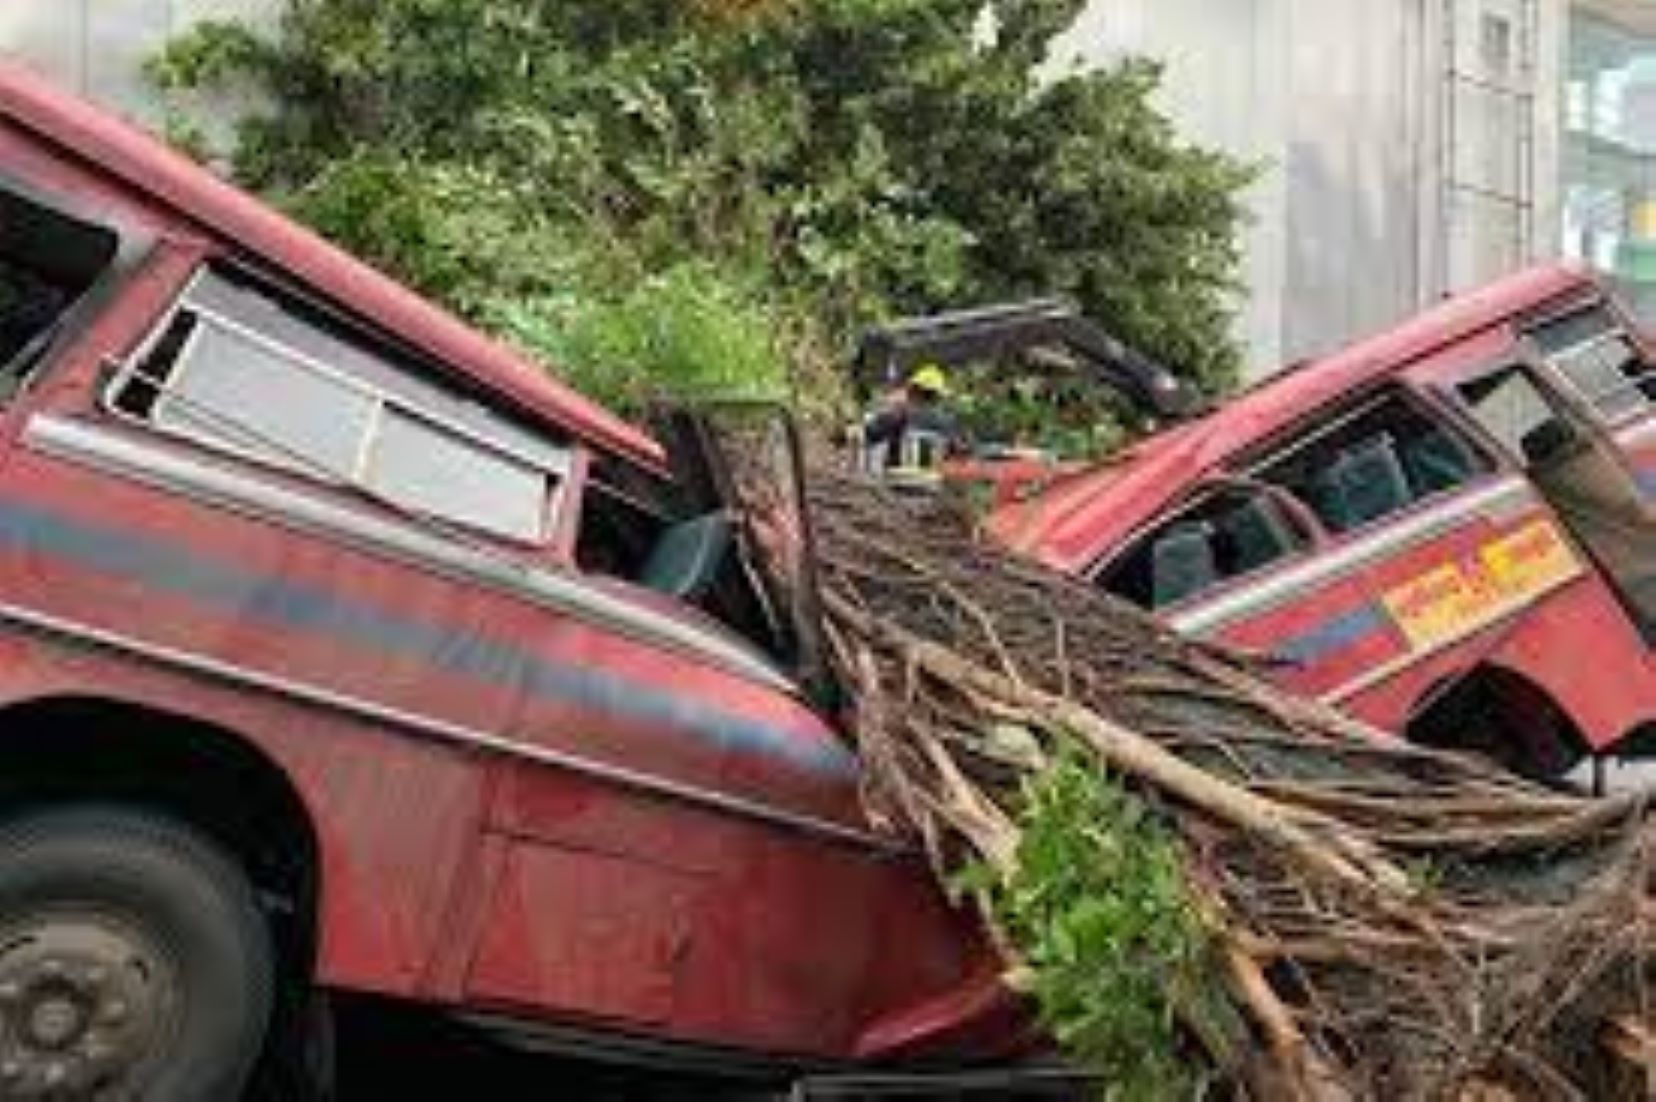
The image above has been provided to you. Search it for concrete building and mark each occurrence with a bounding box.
[1563,1,1656,317]
[6,1,1656,378]
[1054,0,1574,376]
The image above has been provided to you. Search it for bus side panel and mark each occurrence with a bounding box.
[1341,544,1656,749]
[0,626,489,999]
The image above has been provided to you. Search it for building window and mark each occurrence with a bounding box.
[111,268,568,544]
[1481,13,1514,80]
[1564,9,1656,321]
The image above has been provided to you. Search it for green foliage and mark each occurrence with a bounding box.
[952,377,1135,458]
[494,263,790,408]
[981,752,1227,1098]
[150,0,1250,429]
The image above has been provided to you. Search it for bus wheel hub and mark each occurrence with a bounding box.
[0,916,180,1096]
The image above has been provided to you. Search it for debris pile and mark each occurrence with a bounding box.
[782,459,1651,1099]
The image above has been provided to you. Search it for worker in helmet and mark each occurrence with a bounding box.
[858,363,967,486]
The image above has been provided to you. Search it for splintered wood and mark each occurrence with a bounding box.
[779,463,1653,1100]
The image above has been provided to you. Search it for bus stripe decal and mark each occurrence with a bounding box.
[0,499,854,776]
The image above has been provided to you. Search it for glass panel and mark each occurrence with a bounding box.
[1448,190,1524,289]
[0,187,119,399]
[156,319,375,478]
[1551,335,1650,420]
[1460,369,1561,460]
[1101,489,1306,611]
[1564,11,1656,321]
[1259,396,1485,535]
[184,269,567,469]
[1529,305,1619,356]
[366,409,549,541]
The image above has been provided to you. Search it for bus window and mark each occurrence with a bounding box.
[1099,486,1308,610]
[1258,393,1487,535]
[1531,305,1656,424]
[0,185,119,399]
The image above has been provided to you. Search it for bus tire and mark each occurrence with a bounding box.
[0,804,274,1100]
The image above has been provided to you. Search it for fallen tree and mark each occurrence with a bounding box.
[738,445,1653,1099]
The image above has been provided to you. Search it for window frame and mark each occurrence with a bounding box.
[1516,301,1656,430]
[1449,359,1575,466]
[1089,478,1317,613]
[0,170,150,406]
[105,265,574,549]
[149,306,380,479]
[1235,384,1499,546]
[1535,322,1656,428]
[570,457,677,579]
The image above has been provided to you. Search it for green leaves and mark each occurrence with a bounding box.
[987,751,1226,1099]
[153,0,1250,436]
[144,19,271,93]
[502,263,791,410]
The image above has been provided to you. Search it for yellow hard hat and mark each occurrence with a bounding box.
[909,363,950,397]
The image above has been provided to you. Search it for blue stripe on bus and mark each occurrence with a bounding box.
[0,500,854,777]
[1274,603,1390,667]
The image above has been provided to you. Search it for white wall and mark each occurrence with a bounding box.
[0,0,277,126]
[1057,0,1568,378]
[1051,0,1292,374]
[1280,0,1433,365]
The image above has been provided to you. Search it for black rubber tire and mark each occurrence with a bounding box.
[0,805,275,1100]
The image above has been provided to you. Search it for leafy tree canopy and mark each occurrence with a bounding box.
[152,0,1250,429]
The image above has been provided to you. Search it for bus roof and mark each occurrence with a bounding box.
[996,263,1602,569]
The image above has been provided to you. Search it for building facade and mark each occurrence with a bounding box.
[1055,0,1572,375]
[1564,1,1656,318]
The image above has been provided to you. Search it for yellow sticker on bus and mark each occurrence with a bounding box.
[1382,520,1583,652]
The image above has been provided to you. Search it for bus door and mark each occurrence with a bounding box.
[1528,298,1656,488]
[1455,356,1656,636]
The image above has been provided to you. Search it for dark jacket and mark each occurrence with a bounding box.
[862,402,965,464]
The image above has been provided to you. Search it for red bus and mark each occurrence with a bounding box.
[997,264,1656,790]
[0,65,1034,1098]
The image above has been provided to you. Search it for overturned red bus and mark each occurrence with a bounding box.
[995,265,1656,789]
[0,65,1042,1099]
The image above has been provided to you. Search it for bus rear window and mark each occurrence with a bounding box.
[1529,304,1656,423]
